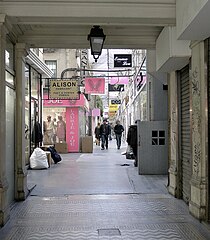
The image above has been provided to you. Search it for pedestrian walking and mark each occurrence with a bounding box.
[94,122,101,146]
[100,119,111,150]
[114,120,124,149]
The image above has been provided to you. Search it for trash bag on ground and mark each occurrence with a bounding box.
[47,146,62,164]
[30,147,49,169]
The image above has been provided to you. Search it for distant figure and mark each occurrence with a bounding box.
[94,122,101,146]
[127,124,138,167]
[100,119,111,150]
[53,118,57,143]
[43,115,54,144]
[114,120,124,149]
[56,116,66,142]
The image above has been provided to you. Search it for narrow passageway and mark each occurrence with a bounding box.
[27,140,168,197]
[0,141,210,239]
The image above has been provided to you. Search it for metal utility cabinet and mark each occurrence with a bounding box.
[137,120,168,175]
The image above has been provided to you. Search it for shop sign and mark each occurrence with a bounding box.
[111,99,121,104]
[114,54,132,67]
[49,79,79,99]
[109,104,118,112]
[108,84,124,92]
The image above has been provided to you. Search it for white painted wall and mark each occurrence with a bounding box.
[176,0,210,40]
[156,27,191,72]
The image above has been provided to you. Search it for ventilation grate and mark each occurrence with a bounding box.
[98,228,121,236]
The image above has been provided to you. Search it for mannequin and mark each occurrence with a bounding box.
[56,116,66,142]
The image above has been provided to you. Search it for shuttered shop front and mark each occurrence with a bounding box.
[179,64,191,204]
[208,38,210,220]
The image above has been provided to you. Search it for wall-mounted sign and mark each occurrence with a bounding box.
[49,79,79,99]
[111,99,121,104]
[108,84,124,92]
[114,54,132,67]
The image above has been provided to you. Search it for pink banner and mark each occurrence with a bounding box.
[92,108,101,117]
[85,78,105,94]
[109,77,129,84]
[66,108,79,152]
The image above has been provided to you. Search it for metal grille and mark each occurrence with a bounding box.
[179,64,191,203]
[208,38,210,220]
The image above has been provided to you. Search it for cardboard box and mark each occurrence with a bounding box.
[81,136,93,153]
[55,142,68,153]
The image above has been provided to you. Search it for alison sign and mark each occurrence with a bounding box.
[49,79,79,99]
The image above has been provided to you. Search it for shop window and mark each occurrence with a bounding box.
[45,60,57,78]
[5,37,14,71]
[152,130,165,145]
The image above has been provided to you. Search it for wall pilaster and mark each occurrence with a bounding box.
[0,18,9,226]
[189,41,208,220]
[168,72,181,197]
[15,43,29,200]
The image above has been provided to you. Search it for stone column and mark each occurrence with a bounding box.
[15,43,29,200]
[189,41,208,220]
[0,18,9,226]
[168,72,181,197]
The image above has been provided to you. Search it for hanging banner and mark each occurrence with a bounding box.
[49,79,79,99]
[92,108,101,117]
[85,77,105,94]
[136,75,147,91]
[66,108,79,152]
[109,77,129,84]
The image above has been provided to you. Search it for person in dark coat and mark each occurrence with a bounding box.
[127,124,138,167]
[114,120,124,149]
[94,122,101,146]
[32,121,43,147]
[100,119,111,150]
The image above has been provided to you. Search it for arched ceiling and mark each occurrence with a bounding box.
[0,0,176,49]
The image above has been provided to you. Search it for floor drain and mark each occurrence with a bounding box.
[98,228,121,236]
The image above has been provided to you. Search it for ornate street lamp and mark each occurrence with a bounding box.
[88,26,106,62]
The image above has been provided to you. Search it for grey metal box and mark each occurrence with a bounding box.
[137,120,168,175]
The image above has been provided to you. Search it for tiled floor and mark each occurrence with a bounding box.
[0,141,210,239]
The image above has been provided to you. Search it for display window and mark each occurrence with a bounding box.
[43,108,66,145]
[43,94,89,152]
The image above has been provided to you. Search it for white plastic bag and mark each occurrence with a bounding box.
[30,148,49,169]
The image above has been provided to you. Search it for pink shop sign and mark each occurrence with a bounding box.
[43,94,88,108]
[66,108,79,152]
